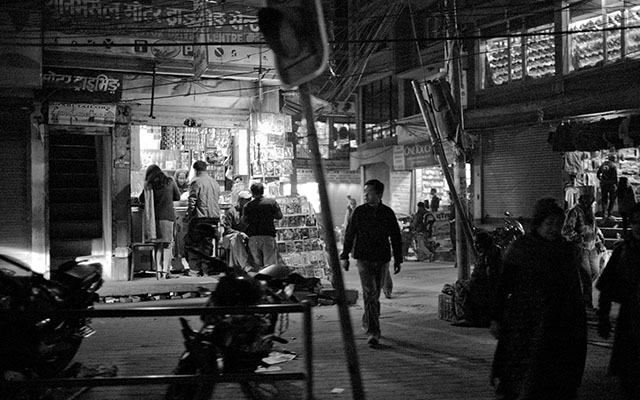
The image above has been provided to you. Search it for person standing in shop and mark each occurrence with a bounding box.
[139,164,181,279]
[596,202,640,399]
[173,169,190,194]
[342,195,357,238]
[597,154,618,218]
[562,185,606,308]
[184,160,221,276]
[340,179,403,347]
[430,188,441,213]
[241,182,283,269]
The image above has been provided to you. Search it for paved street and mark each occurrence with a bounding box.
[64,260,627,400]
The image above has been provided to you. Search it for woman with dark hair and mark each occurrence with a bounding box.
[140,164,181,279]
[490,198,587,400]
[596,202,640,399]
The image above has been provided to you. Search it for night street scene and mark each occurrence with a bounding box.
[1,0,640,399]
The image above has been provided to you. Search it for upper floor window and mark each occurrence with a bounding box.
[482,24,555,88]
[361,76,397,142]
[569,0,640,71]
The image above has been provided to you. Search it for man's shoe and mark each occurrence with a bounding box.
[384,292,392,299]
[367,334,379,346]
[165,273,179,279]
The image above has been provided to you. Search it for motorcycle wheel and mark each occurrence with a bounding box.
[40,336,82,378]
[165,352,215,400]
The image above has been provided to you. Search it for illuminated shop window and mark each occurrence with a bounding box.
[569,1,640,71]
[483,26,554,87]
[629,6,640,58]
[526,28,556,79]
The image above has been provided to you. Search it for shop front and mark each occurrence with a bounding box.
[551,114,640,215]
[476,123,564,224]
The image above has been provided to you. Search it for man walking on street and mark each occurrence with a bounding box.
[242,182,283,269]
[184,160,221,276]
[340,179,403,347]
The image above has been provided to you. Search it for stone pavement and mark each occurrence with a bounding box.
[73,260,626,400]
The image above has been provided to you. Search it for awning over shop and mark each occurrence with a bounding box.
[549,115,640,151]
[349,146,395,170]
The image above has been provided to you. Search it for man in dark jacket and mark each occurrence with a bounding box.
[340,179,403,347]
[241,182,283,269]
[597,154,618,218]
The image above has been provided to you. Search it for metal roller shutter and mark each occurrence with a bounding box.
[481,124,564,221]
[0,109,30,260]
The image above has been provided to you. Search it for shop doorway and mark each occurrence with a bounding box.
[48,131,110,269]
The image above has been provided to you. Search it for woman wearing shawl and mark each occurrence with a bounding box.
[596,202,640,399]
[490,198,587,400]
[139,164,181,279]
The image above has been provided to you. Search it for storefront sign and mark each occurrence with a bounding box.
[49,102,116,127]
[207,45,275,69]
[207,8,264,44]
[43,68,122,102]
[393,142,438,170]
[44,0,201,61]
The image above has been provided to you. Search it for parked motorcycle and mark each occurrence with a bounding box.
[0,254,103,391]
[166,265,311,400]
[490,211,525,253]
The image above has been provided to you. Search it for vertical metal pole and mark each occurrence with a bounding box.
[411,81,474,249]
[445,0,470,281]
[299,83,365,400]
[303,301,313,400]
[149,64,156,119]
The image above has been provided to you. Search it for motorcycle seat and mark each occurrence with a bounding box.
[56,260,102,287]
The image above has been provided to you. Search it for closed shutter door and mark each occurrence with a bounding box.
[0,109,30,259]
[481,125,563,221]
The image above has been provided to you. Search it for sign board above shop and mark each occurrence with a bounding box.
[392,141,455,170]
[48,102,116,127]
[41,68,123,102]
[43,0,278,81]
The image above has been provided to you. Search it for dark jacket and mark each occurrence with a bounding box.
[340,202,403,263]
[187,173,221,220]
[596,237,640,391]
[139,180,181,221]
[491,233,586,399]
[242,196,283,237]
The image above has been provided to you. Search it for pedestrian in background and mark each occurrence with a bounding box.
[597,154,618,218]
[342,195,357,236]
[562,185,605,308]
[340,179,403,347]
[596,202,640,399]
[184,160,221,276]
[139,164,181,279]
[241,182,283,269]
[430,188,440,212]
[491,198,587,400]
[616,176,637,237]
[410,202,431,262]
